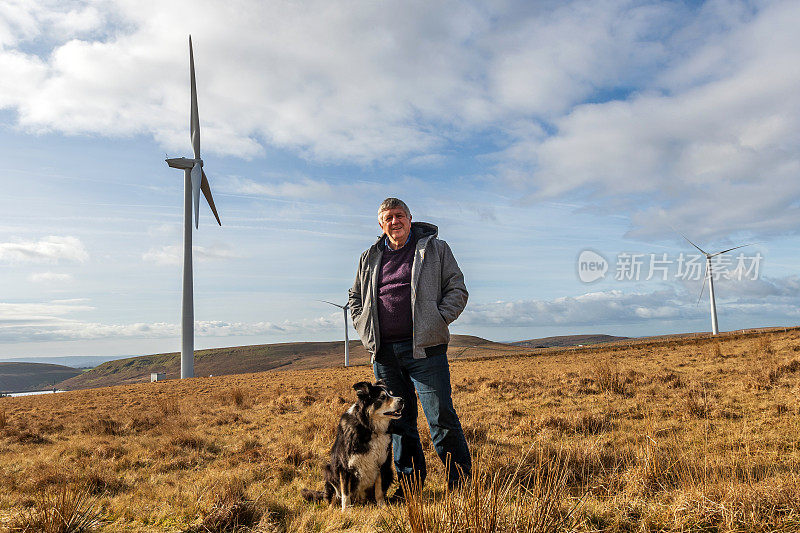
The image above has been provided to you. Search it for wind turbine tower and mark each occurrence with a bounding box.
[166,36,222,378]
[678,232,753,336]
[321,300,351,367]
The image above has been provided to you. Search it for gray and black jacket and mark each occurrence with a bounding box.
[348,222,468,361]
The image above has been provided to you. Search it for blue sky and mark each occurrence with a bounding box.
[1,0,799,360]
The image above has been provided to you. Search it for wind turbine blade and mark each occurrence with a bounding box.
[696,264,708,306]
[673,227,708,255]
[710,242,758,257]
[201,170,221,226]
[189,35,200,160]
[191,163,202,228]
[318,299,345,309]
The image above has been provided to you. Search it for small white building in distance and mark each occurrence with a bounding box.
[151,372,166,382]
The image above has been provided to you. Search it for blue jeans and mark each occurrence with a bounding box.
[373,340,471,489]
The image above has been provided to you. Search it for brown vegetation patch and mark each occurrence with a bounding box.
[83,417,125,436]
[221,386,252,409]
[185,479,261,533]
[158,398,181,416]
[1,328,799,531]
[8,483,103,532]
[126,414,160,433]
[591,361,634,396]
[380,446,580,533]
[658,371,686,388]
[169,432,220,454]
[282,444,314,467]
[80,470,128,496]
[685,387,712,419]
[463,423,489,445]
[11,430,52,445]
[541,413,614,435]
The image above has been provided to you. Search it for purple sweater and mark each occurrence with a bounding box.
[377,237,415,343]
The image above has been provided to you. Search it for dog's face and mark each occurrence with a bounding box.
[352,380,403,421]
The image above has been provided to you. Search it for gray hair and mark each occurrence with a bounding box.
[378,198,411,218]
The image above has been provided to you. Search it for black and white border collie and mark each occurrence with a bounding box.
[302,380,403,510]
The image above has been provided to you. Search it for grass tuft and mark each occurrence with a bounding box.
[10,483,102,533]
[378,446,580,533]
[592,360,632,396]
[84,417,124,436]
[225,387,252,409]
[685,386,712,419]
[13,431,52,445]
[282,444,313,467]
[186,479,261,533]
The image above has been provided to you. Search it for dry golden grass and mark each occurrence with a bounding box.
[378,446,580,533]
[1,328,799,532]
[9,483,103,532]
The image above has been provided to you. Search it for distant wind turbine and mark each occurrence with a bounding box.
[165,36,222,379]
[677,231,755,336]
[320,300,351,367]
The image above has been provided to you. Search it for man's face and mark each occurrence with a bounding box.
[379,207,412,248]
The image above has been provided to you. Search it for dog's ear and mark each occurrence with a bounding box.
[353,381,371,399]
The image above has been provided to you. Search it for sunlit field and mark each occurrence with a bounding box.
[1,328,799,532]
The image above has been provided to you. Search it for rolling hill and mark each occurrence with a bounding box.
[0,362,82,393]
[510,334,630,348]
[51,329,792,391]
[56,334,527,391]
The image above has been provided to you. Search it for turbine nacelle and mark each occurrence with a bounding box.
[166,157,202,170]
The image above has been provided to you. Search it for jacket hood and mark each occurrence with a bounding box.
[411,221,438,240]
[375,221,438,247]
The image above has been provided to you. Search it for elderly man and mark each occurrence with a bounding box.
[348,197,471,493]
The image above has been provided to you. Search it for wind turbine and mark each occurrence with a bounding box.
[677,232,754,336]
[320,300,351,367]
[166,36,222,378]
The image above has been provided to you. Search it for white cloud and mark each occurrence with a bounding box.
[0,2,105,47]
[140,245,180,265]
[486,1,673,118]
[147,223,179,237]
[459,276,800,328]
[0,300,94,325]
[460,289,688,327]
[0,236,89,263]
[232,177,335,200]
[502,0,800,241]
[0,296,341,342]
[0,0,798,241]
[709,274,800,299]
[0,273,796,343]
[0,0,687,162]
[0,0,487,161]
[28,272,74,284]
[406,154,447,167]
[142,243,240,265]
